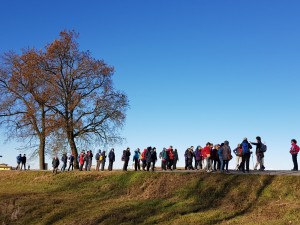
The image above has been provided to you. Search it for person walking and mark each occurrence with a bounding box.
[167,146,174,170]
[79,151,85,171]
[68,153,74,171]
[290,139,299,171]
[233,144,243,170]
[220,141,231,173]
[100,151,107,171]
[21,154,27,170]
[161,148,168,171]
[141,149,147,171]
[150,147,158,171]
[16,154,22,170]
[95,150,101,171]
[240,138,252,173]
[146,147,153,171]
[187,147,194,170]
[133,148,141,171]
[203,143,212,172]
[61,153,67,172]
[52,156,60,174]
[194,146,202,170]
[211,145,219,171]
[108,148,115,171]
[184,148,189,170]
[250,136,266,171]
[123,147,131,171]
[173,149,179,170]
[85,150,93,171]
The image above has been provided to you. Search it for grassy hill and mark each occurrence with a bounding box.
[0,170,300,225]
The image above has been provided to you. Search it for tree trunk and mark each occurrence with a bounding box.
[39,136,46,170]
[67,130,79,169]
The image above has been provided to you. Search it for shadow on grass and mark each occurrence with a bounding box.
[208,175,275,224]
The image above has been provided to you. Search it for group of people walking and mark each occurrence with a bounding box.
[16,136,300,173]
[183,137,266,173]
[48,136,270,173]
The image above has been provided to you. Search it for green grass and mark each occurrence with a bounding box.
[1,171,300,224]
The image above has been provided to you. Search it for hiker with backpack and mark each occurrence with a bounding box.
[52,156,60,174]
[61,153,67,172]
[184,148,189,170]
[68,153,74,171]
[16,154,22,170]
[240,138,252,173]
[149,147,158,171]
[168,146,174,170]
[194,146,202,170]
[79,151,85,171]
[250,136,266,171]
[161,148,168,171]
[146,147,153,171]
[133,148,141,171]
[95,150,101,171]
[21,154,26,170]
[203,142,212,172]
[100,150,107,171]
[186,147,194,170]
[123,147,131,171]
[290,139,300,171]
[220,141,232,173]
[108,148,115,171]
[173,149,179,170]
[211,145,219,171]
[140,148,147,171]
[165,146,172,170]
[233,144,243,170]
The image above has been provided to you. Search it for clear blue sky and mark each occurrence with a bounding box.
[0,0,299,170]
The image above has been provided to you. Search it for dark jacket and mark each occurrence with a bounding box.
[151,150,157,162]
[124,150,131,161]
[211,148,219,160]
[146,149,152,163]
[241,140,252,154]
[61,154,67,163]
[101,151,107,162]
[52,157,60,168]
[108,150,115,161]
[251,141,263,156]
[173,150,179,161]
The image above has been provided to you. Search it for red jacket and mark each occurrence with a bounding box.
[202,146,211,158]
[79,153,84,165]
[290,143,300,154]
[169,149,174,160]
[141,149,147,160]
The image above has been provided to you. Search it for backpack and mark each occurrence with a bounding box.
[100,155,103,161]
[242,142,249,154]
[260,143,267,152]
[141,152,145,160]
[95,153,100,160]
[121,150,126,161]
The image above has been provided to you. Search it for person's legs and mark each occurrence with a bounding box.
[245,154,250,172]
[261,157,265,170]
[151,161,155,171]
[292,154,298,170]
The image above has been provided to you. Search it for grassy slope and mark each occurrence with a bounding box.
[0,171,300,225]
